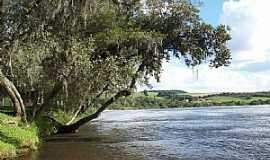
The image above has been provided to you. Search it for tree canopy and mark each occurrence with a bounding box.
[0,0,231,133]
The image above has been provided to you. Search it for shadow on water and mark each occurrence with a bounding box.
[21,124,155,160]
[21,105,270,160]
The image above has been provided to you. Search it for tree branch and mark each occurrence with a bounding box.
[56,89,131,133]
[65,84,110,125]
[56,61,146,133]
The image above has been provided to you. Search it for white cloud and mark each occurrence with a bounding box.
[148,61,270,92]
[220,0,270,63]
[147,0,270,92]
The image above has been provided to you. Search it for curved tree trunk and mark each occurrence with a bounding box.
[65,103,84,125]
[0,79,22,116]
[55,63,145,134]
[65,84,110,125]
[56,90,131,134]
[32,82,63,119]
[0,70,27,122]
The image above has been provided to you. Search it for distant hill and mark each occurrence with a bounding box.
[140,90,187,98]
[110,90,270,110]
[146,90,187,94]
[143,90,270,98]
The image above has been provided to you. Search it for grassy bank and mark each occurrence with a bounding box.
[0,113,39,159]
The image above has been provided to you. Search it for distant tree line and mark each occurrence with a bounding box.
[111,91,270,109]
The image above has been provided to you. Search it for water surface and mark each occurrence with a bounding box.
[23,105,270,160]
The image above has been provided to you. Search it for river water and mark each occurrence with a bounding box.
[23,105,270,160]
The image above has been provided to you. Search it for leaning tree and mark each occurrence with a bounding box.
[0,0,231,133]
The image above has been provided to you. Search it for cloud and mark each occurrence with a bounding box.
[234,60,270,73]
[147,61,270,92]
[144,0,270,92]
[220,0,270,63]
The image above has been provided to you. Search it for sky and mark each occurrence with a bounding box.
[146,0,270,93]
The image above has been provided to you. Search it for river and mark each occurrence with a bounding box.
[22,105,270,160]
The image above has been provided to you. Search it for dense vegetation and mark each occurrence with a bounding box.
[0,0,231,158]
[111,90,270,109]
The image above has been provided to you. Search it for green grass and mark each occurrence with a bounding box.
[206,96,270,103]
[249,97,270,101]
[0,113,40,159]
[0,141,16,158]
[206,96,245,103]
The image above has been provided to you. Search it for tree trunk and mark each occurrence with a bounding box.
[32,81,62,119]
[56,90,131,134]
[65,84,110,125]
[0,70,27,122]
[65,103,84,125]
[1,79,22,116]
[54,63,145,134]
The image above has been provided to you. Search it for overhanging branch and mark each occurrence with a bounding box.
[66,84,110,125]
[56,61,146,133]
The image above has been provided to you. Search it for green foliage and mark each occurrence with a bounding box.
[33,117,55,137]
[0,0,231,124]
[51,110,73,124]
[0,0,233,156]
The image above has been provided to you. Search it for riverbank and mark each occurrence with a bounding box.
[0,113,39,159]
[110,90,270,109]
[1,90,270,159]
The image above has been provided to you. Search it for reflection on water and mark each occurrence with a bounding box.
[22,105,270,160]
